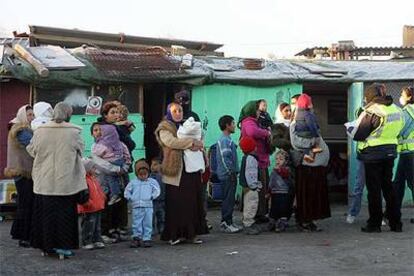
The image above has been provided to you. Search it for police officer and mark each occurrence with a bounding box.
[394,86,414,223]
[353,83,404,232]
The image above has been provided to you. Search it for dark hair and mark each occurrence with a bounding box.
[279,102,289,111]
[218,115,234,131]
[151,157,161,163]
[402,86,414,104]
[101,102,118,117]
[25,105,33,111]
[291,94,301,100]
[90,122,100,135]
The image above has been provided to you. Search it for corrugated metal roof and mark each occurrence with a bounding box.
[0,37,29,47]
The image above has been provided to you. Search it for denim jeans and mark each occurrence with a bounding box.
[81,212,103,245]
[220,176,237,225]
[153,201,165,235]
[348,159,366,217]
[132,207,153,241]
[104,174,121,198]
[394,152,414,210]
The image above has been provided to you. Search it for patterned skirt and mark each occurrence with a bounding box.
[30,194,79,250]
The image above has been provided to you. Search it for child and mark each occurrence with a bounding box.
[292,93,322,163]
[239,136,262,235]
[150,158,165,235]
[92,124,131,205]
[176,117,205,173]
[216,115,241,233]
[257,99,273,129]
[125,159,160,248]
[116,104,136,172]
[78,158,106,250]
[268,150,293,232]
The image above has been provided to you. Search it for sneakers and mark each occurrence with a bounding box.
[220,221,241,233]
[244,224,261,235]
[142,240,153,248]
[275,218,288,233]
[108,195,122,206]
[94,242,105,249]
[169,239,183,246]
[361,225,381,233]
[102,235,117,244]
[82,244,94,250]
[346,215,356,224]
[130,237,141,248]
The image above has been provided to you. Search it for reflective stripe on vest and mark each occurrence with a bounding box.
[358,104,404,151]
[398,104,414,152]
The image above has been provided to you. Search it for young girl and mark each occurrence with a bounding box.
[125,159,160,248]
[92,124,131,205]
[269,150,293,232]
[78,158,106,250]
[292,93,322,163]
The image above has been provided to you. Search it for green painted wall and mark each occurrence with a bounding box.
[192,83,302,148]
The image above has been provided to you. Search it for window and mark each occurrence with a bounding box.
[36,87,91,115]
[328,100,347,125]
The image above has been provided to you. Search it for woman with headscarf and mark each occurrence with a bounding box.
[95,102,131,242]
[155,102,208,245]
[27,102,87,258]
[5,105,35,247]
[274,102,292,128]
[31,101,53,131]
[239,100,271,223]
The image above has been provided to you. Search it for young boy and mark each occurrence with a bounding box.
[124,159,160,248]
[149,158,165,235]
[239,136,262,235]
[216,115,241,233]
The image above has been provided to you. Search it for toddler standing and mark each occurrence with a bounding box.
[125,159,160,248]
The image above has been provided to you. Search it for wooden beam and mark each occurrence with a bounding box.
[138,84,144,115]
[14,44,49,77]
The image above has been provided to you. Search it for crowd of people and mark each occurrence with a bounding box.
[4,84,413,259]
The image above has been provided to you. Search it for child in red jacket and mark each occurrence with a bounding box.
[78,158,107,250]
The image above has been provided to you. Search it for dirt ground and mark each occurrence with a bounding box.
[0,204,413,276]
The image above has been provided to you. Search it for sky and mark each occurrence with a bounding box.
[1,0,413,58]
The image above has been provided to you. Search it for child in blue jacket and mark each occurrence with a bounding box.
[124,159,160,248]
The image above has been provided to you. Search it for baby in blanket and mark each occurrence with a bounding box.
[177,117,206,173]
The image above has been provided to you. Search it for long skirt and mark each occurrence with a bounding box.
[161,170,208,241]
[10,177,34,241]
[295,165,331,223]
[30,194,79,250]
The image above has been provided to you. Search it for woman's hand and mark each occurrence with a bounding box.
[191,140,204,151]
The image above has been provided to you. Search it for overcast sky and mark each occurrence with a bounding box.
[1,0,413,58]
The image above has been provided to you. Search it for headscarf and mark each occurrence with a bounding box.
[10,105,31,125]
[53,102,73,123]
[275,102,291,127]
[166,103,182,129]
[31,102,53,130]
[237,100,258,127]
[96,124,123,157]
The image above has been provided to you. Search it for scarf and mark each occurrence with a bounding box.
[31,102,53,130]
[10,105,30,125]
[238,100,257,127]
[96,124,123,158]
[275,103,291,128]
[166,103,182,129]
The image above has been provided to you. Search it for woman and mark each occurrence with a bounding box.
[27,102,87,257]
[275,102,292,127]
[239,100,271,222]
[155,102,207,245]
[96,102,131,241]
[395,86,414,220]
[5,105,35,247]
[290,116,331,231]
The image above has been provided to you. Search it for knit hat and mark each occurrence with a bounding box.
[296,93,313,109]
[239,136,257,154]
[135,159,150,172]
[174,90,190,104]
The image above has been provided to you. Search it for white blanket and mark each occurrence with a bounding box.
[177,117,205,173]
